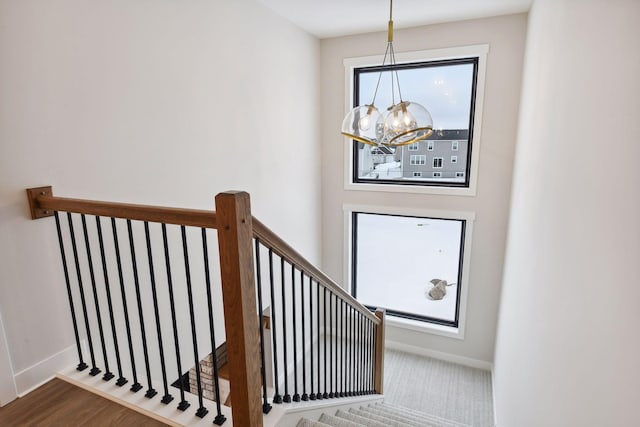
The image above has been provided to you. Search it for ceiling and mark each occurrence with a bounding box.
[257,0,532,39]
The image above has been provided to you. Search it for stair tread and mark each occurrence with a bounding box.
[334,409,391,427]
[296,400,469,427]
[349,407,417,426]
[373,403,470,427]
[320,413,369,426]
[297,418,333,427]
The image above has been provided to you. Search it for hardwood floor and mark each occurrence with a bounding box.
[0,378,169,426]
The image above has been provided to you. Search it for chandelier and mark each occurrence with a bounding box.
[341,0,433,147]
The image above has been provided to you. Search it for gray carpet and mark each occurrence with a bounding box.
[383,349,494,427]
[297,402,470,427]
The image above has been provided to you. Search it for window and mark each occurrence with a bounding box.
[349,55,480,189]
[351,211,467,327]
[456,172,465,178]
[451,156,458,164]
[433,157,443,168]
[413,172,422,177]
[433,172,442,178]
[410,155,426,165]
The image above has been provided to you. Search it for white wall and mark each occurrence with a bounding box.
[0,0,321,400]
[320,14,527,363]
[493,0,640,425]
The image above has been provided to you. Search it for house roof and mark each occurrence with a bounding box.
[428,129,469,140]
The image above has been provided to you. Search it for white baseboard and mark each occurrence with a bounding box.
[385,340,493,371]
[14,345,76,396]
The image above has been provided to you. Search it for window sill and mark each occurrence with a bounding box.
[386,315,464,340]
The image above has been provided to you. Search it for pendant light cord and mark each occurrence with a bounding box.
[370,0,404,107]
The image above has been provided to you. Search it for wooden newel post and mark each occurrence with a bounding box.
[215,191,263,427]
[374,308,386,395]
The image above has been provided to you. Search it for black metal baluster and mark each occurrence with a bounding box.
[359,313,364,395]
[67,213,100,376]
[346,301,350,396]
[345,301,349,396]
[180,226,208,418]
[127,220,156,398]
[369,320,375,394]
[54,212,87,372]
[334,295,339,398]
[291,265,300,402]
[80,214,112,381]
[161,224,189,410]
[345,304,349,396]
[268,249,282,404]
[316,281,322,400]
[373,321,379,394]
[323,287,328,399]
[351,306,355,396]
[366,315,370,394]
[338,299,343,398]
[347,305,352,396]
[300,270,308,401]
[355,312,360,395]
[362,313,367,395]
[364,317,369,394]
[95,217,124,384]
[111,218,141,392]
[328,292,333,398]
[202,229,227,424]
[143,222,171,403]
[254,240,272,414]
[308,276,316,401]
[280,258,291,403]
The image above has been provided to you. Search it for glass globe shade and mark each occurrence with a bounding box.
[341,104,383,146]
[382,101,434,146]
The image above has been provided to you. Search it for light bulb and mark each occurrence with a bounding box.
[402,110,416,127]
[358,114,371,131]
[391,111,400,129]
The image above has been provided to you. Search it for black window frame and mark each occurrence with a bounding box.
[351,211,466,328]
[351,57,479,188]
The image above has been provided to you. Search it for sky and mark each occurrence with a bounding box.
[358,62,474,131]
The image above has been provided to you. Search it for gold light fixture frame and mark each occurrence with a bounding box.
[341,0,434,147]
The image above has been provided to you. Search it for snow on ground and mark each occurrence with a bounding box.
[362,161,402,179]
[355,213,462,322]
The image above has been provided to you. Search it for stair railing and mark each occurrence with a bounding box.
[252,217,385,406]
[27,187,385,426]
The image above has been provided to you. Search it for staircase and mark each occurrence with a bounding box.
[297,402,469,427]
[27,187,386,426]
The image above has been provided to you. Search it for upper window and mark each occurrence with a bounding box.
[408,143,419,151]
[351,57,479,188]
[433,157,443,168]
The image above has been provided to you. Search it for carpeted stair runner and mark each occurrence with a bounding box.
[296,402,470,427]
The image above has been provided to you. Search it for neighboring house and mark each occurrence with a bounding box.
[370,145,395,167]
[395,129,469,180]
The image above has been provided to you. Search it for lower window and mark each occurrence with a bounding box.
[351,211,466,327]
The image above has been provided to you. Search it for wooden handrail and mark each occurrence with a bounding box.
[252,217,380,325]
[27,187,378,324]
[28,188,216,229]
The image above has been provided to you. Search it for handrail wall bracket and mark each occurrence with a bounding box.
[27,185,54,219]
